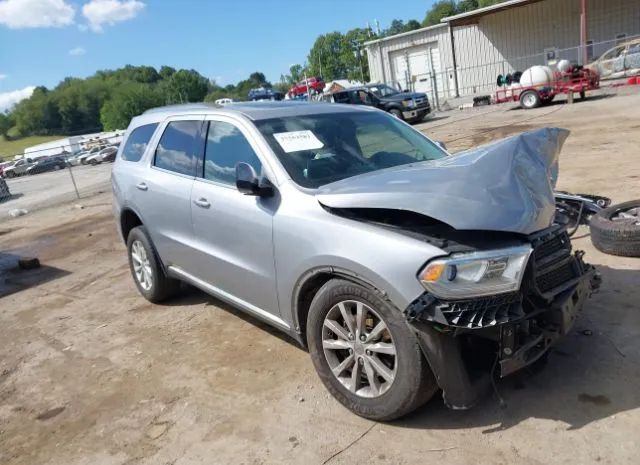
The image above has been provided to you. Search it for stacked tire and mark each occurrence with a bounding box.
[590,200,640,257]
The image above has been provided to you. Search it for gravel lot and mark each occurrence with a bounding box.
[1,89,639,465]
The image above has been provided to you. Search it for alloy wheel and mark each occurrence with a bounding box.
[322,300,397,398]
[131,240,153,291]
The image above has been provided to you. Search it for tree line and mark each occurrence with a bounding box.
[0,66,278,137]
[0,1,502,138]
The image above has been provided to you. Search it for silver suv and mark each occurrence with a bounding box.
[112,102,598,420]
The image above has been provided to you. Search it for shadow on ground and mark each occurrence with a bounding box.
[161,285,303,349]
[0,252,70,298]
[155,263,640,432]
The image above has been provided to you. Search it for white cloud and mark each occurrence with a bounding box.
[0,86,35,113]
[82,0,144,32]
[0,74,7,80]
[0,0,75,29]
[69,47,86,56]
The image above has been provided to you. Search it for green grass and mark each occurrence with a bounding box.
[0,134,69,161]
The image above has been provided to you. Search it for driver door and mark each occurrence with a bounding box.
[189,116,282,322]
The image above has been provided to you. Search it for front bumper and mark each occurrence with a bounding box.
[498,264,598,377]
[402,106,430,120]
[405,226,600,409]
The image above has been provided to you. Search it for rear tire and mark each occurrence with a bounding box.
[5,171,15,179]
[590,200,640,257]
[127,226,181,302]
[307,279,438,421]
[520,90,541,109]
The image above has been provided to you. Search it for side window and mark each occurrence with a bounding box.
[333,92,350,104]
[121,123,158,162]
[203,121,262,185]
[154,120,201,176]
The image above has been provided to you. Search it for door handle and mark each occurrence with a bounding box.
[136,182,148,191]
[193,197,210,208]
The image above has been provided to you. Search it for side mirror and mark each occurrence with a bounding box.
[235,162,273,197]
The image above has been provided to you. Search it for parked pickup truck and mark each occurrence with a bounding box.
[3,157,35,178]
[323,84,431,123]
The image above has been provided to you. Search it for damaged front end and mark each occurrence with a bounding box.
[405,225,601,409]
[318,127,600,409]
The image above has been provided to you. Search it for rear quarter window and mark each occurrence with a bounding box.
[120,123,159,162]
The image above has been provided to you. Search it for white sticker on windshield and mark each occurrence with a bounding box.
[273,130,324,153]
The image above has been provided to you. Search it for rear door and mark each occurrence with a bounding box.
[130,116,205,268]
[189,116,282,321]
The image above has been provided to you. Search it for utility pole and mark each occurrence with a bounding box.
[580,0,588,65]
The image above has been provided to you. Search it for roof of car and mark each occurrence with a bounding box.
[135,101,374,126]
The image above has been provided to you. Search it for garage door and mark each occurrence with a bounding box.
[390,50,409,91]
[408,49,430,94]
[430,47,444,100]
[390,45,443,105]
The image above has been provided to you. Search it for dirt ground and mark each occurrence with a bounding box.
[1,88,639,465]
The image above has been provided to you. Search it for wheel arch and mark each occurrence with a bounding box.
[120,207,144,243]
[291,266,389,348]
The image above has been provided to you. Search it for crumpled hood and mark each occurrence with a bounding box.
[317,127,569,235]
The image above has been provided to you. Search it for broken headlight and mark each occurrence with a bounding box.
[418,245,532,299]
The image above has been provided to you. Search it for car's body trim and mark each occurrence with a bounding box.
[167,265,291,331]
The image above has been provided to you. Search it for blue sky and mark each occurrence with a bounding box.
[0,0,435,110]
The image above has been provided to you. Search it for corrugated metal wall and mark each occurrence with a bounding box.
[453,0,640,95]
[366,0,640,100]
[365,24,453,99]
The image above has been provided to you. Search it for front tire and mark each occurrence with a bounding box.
[127,226,180,303]
[389,108,404,120]
[307,279,437,421]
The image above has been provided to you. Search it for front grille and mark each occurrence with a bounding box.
[530,228,580,296]
[535,260,578,293]
[534,231,569,261]
[438,292,523,329]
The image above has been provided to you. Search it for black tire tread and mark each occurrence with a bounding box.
[590,199,640,257]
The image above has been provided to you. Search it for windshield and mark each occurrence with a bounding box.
[255,111,447,188]
[367,85,399,98]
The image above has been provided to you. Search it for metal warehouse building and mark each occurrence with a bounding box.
[365,0,640,106]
